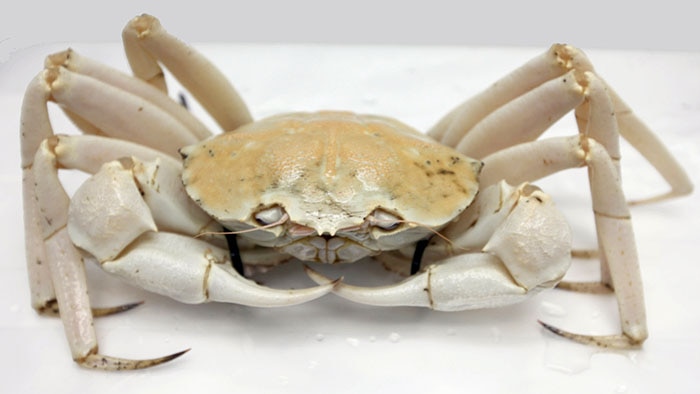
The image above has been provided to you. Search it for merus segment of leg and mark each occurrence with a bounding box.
[123,14,253,132]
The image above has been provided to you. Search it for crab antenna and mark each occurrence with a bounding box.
[368,218,466,252]
[195,213,290,238]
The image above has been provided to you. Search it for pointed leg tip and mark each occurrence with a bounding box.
[92,301,145,317]
[537,320,644,349]
[161,348,191,364]
[36,300,145,318]
[537,319,562,335]
[80,348,190,371]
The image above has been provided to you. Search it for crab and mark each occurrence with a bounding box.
[20,14,692,371]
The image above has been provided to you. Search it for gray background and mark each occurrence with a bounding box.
[2,0,698,62]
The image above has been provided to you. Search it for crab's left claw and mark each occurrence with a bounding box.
[305,254,549,311]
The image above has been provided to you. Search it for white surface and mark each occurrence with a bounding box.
[1,40,699,393]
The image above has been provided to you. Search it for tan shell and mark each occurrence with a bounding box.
[181,111,481,233]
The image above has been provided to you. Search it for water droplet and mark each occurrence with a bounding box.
[446,328,457,336]
[368,335,377,343]
[277,375,289,386]
[388,332,401,343]
[346,337,360,347]
[315,333,325,342]
[540,301,567,317]
[614,384,628,393]
[9,304,19,313]
[308,360,319,370]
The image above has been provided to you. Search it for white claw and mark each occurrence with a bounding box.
[305,255,537,311]
[208,264,339,307]
[103,232,337,307]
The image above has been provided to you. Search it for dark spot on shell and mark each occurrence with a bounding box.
[451,179,469,195]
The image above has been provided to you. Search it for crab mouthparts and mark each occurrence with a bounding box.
[281,235,374,264]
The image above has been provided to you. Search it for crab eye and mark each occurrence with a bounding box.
[254,206,288,226]
[369,209,402,231]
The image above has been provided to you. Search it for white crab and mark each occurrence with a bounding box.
[20,14,692,370]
